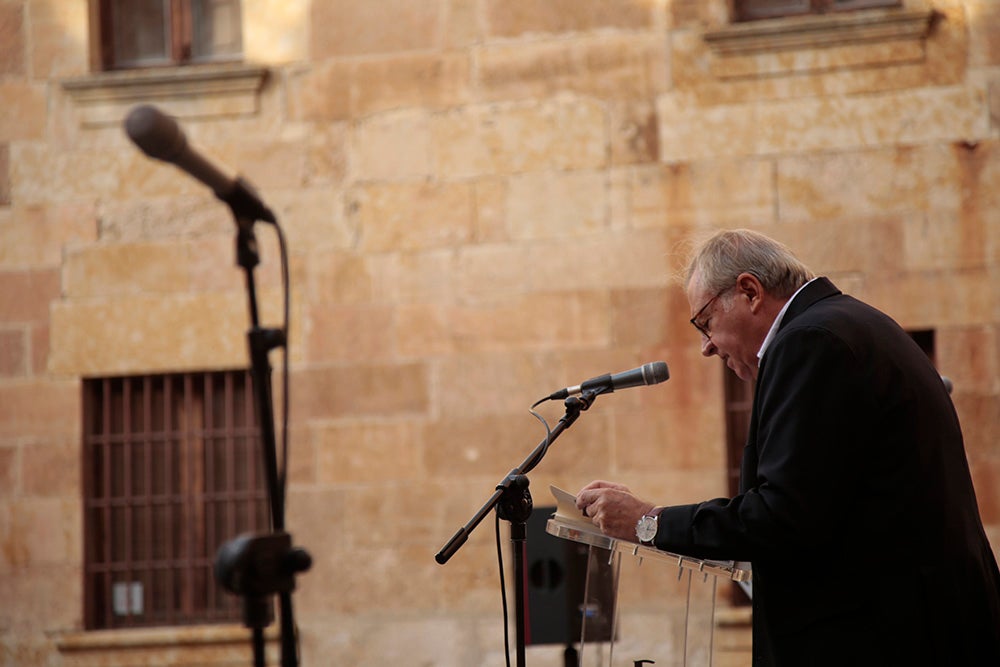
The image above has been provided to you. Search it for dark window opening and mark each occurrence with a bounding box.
[97,0,243,70]
[734,0,901,22]
[83,370,267,629]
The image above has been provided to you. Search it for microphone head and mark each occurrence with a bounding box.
[643,361,670,385]
[125,104,186,162]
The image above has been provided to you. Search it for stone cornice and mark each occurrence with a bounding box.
[61,63,269,127]
[703,8,936,56]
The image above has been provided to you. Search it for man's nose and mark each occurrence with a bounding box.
[700,335,717,357]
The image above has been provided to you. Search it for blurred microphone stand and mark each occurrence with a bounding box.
[212,197,311,667]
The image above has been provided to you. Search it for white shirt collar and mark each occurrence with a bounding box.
[757,278,817,363]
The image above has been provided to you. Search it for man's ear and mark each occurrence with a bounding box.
[736,272,765,313]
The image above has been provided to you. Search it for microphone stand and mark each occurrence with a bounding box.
[436,390,600,667]
[212,198,310,667]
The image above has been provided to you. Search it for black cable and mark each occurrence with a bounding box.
[496,513,511,667]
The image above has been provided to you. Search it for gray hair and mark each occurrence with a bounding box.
[686,229,814,299]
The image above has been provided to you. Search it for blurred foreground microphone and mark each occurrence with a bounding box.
[124,104,276,224]
[547,361,669,400]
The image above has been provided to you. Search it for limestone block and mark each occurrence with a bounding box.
[968,0,1000,66]
[96,196,234,242]
[0,563,80,633]
[243,0,310,63]
[290,362,429,419]
[26,0,90,78]
[953,393,1000,462]
[937,325,1000,395]
[610,287,691,349]
[0,82,46,141]
[444,0,480,48]
[433,350,564,417]
[483,0,652,38]
[0,142,8,206]
[20,439,79,497]
[48,291,266,375]
[353,51,472,117]
[310,0,444,59]
[0,202,98,268]
[455,230,675,302]
[305,303,396,363]
[658,85,989,162]
[368,248,459,304]
[395,303,453,357]
[446,290,612,352]
[0,268,60,323]
[314,420,425,485]
[62,242,193,299]
[0,378,78,439]
[287,61,352,122]
[354,181,475,252]
[610,99,660,165]
[506,169,608,241]
[970,458,1000,525]
[0,445,14,496]
[629,159,774,228]
[0,2,24,77]
[352,110,433,181]
[0,496,80,569]
[270,187,358,252]
[0,329,25,377]
[430,96,607,178]
[865,268,997,329]
[472,177,509,243]
[304,250,374,305]
[477,35,668,102]
[12,143,135,205]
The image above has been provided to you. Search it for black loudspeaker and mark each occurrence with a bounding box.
[525,506,616,646]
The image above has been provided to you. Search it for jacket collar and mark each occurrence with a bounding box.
[777,276,841,332]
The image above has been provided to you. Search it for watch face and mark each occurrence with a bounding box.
[636,515,657,542]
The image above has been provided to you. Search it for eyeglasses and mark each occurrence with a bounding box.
[690,288,729,339]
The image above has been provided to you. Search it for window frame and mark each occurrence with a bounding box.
[734,0,902,22]
[82,369,268,630]
[93,0,243,71]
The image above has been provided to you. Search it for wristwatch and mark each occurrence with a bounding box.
[635,507,663,544]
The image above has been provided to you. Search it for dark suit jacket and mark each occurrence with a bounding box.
[656,277,1000,666]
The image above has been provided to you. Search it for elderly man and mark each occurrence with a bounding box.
[576,229,1000,666]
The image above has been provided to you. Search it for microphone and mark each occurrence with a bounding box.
[547,361,669,400]
[124,104,276,224]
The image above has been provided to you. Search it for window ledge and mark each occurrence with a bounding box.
[61,63,269,127]
[704,8,936,56]
[55,624,276,666]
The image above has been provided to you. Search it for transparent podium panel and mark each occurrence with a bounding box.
[547,517,751,667]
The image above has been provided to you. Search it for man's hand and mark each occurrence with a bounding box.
[575,480,655,542]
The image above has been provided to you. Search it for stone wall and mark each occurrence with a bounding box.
[1,0,998,665]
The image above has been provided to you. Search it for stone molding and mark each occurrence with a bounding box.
[703,8,936,56]
[55,624,275,666]
[61,63,269,127]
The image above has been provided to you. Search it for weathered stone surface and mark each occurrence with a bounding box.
[3,2,999,666]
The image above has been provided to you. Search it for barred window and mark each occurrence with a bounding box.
[735,0,901,22]
[83,370,268,629]
[96,0,243,70]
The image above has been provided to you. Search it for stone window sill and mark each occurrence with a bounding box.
[704,8,936,55]
[61,63,269,127]
[701,8,936,80]
[54,624,275,666]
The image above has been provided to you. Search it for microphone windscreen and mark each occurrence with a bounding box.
[125,105,186,162]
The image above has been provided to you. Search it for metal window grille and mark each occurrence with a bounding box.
[100,0,243,70]
[735,0,900,22]
[83,370,268,629]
